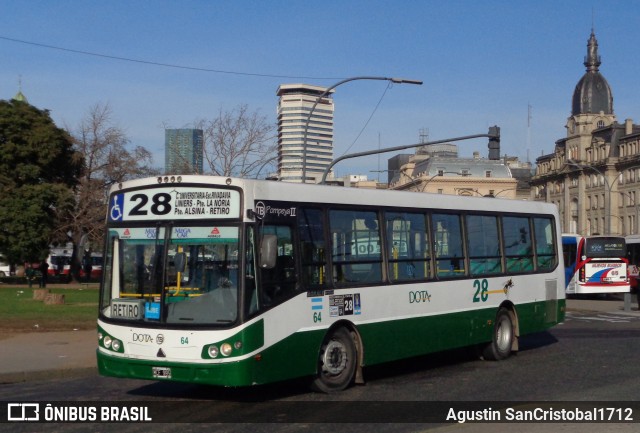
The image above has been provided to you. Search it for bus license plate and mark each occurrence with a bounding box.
[152,367,171,379]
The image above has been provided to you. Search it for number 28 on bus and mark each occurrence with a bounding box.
[97,175,565,392]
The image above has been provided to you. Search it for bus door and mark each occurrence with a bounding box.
[561,236,578,290]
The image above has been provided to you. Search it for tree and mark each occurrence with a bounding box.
[196,104,277,178]
[58,103,157,281]
[0,99,83,265]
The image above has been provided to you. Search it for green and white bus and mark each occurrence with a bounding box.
[97,175,565,392]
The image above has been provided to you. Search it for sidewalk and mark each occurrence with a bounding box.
[0,329,97,384]
[0,296,638,385]
[566,293,640,315]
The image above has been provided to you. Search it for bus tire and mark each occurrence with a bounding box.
[482,308,514,361]
[311,327,357,393]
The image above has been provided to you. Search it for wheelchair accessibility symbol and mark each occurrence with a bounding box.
[110,194,124,221]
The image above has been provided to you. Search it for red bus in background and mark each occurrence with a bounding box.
[47,245,103,280]
[562,234,629,295]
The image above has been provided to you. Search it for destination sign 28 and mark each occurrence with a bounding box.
[109,187,240,221]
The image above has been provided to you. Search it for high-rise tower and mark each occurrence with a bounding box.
[276,84,335,183]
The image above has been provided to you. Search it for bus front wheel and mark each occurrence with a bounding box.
[312,327,357,393]
[482,308,514,361]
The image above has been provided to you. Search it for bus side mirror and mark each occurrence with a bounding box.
[259,235,277,269]
[174,252,187,273]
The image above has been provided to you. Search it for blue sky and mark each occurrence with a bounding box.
[1,0,639,178]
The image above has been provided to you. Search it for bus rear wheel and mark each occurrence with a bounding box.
[312,327,357,393]
[482,308,514,361]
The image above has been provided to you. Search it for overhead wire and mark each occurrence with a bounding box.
[0,35,344,81]
[340,81,392,156]
[2,34,400,164]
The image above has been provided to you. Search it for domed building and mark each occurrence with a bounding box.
[531,30,640,235]
[571,31,613,118]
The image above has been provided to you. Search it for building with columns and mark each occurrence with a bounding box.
[531,30,640,235]
[389,144,520,198]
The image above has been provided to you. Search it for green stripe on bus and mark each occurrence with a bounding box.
[97,299,565,387]
[201,319,264,359]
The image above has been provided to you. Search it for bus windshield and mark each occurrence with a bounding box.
[101,225,240,325]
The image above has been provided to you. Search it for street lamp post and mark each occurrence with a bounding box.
[320,129,500,185]
[301,76,422,183]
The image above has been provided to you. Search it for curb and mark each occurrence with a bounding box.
[0,367,98,385]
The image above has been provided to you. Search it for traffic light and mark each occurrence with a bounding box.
[488,125,500,160]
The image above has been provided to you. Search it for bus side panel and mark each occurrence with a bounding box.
[357,308,492,366]
[248,329,325,385]
[357,299,563,367]
[359,295,564,368]
[516,298,566,335]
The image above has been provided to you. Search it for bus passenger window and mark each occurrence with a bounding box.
[432,213,466,278]
[298,208,327,289]
[466,214,502,276]
[385,211,431,281]
[503,216,534,272]
[534,217,557,270]
[330,209,383,284]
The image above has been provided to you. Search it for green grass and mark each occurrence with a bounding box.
[0,286,98,333]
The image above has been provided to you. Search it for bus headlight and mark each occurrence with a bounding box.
[220,343,233,356]
[103,335,112,349]
[111,339,121,351]
[208,346,219,358]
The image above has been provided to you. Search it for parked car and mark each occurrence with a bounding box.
[0,262,11,277]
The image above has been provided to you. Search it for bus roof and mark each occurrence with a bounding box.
[110,175,559,217]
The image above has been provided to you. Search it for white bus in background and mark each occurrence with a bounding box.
[562,234,630,295]
[97,175,565,392]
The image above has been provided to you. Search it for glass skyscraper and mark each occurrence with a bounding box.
[164,129,204,174]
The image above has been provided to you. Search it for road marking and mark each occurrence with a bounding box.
[565,312,636,323]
